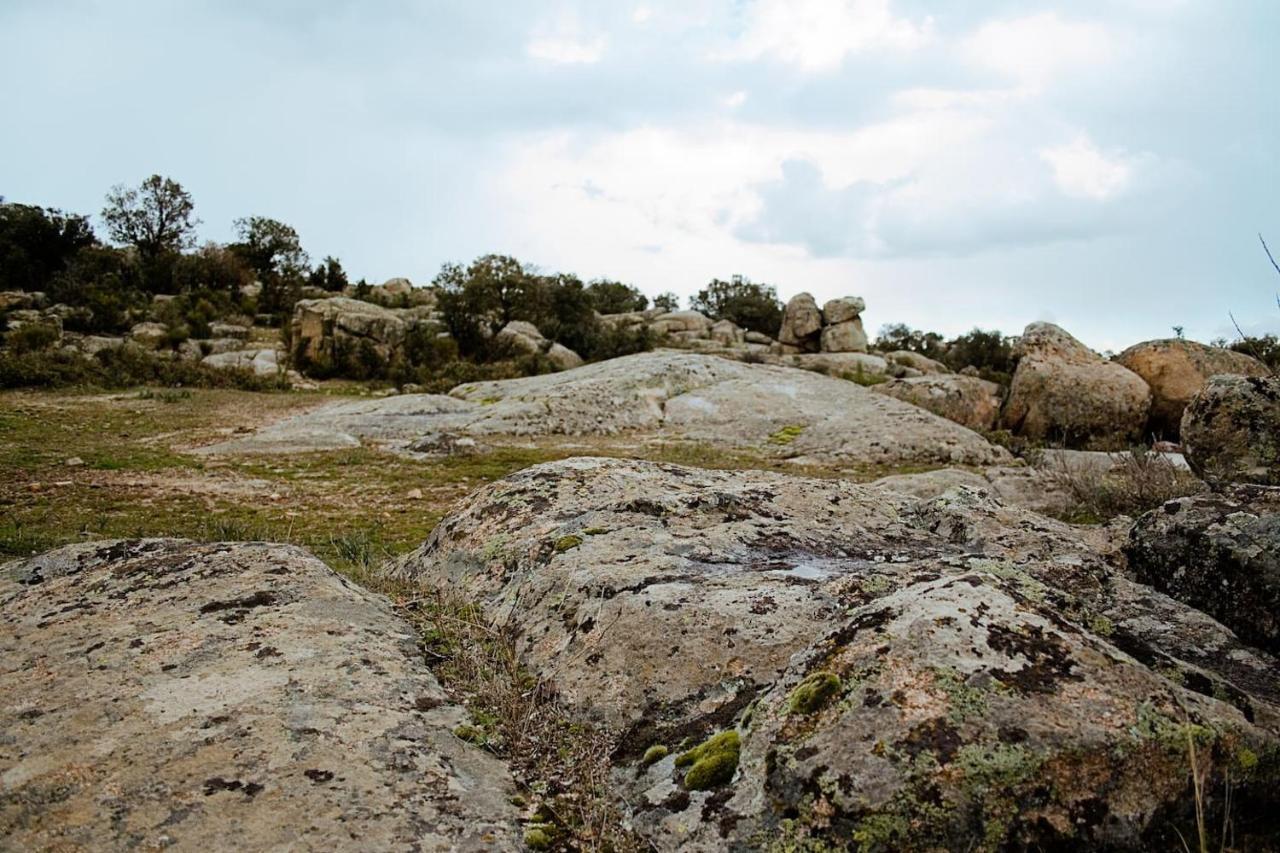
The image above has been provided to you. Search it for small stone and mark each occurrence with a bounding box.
[64,457,84,467]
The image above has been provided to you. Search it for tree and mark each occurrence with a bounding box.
[585,279,648,314]
[231,216,309,314]
[943,328,1017,383]
[0,201,97,292]
[874,323,946,360]
[653,292,680,312]
[101,175,198,264]
[434,254,542,355]
[689,275,784,336]
[309,255,349,292]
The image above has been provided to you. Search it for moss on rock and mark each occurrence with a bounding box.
[553,534,583,553]
[676,730,741,790]
[642,744,669,766]
[787,671,842,715]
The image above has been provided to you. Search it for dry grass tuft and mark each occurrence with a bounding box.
[373,581,644,852]
[1042,449,1206,524]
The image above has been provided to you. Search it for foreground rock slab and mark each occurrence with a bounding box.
[389,457,1280,850]
[0,540,519,852]
[198,351,1008,469]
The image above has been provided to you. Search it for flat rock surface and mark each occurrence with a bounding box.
[0,539,519,852]
[196,351,1008,469]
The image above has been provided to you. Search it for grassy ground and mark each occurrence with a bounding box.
[0,386,919,576]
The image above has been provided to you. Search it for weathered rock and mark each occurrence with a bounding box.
[1181,374,1280,485]
[291,297,409,364]
[128,321,169,349]
[873,374,1003,431]
[388,458,1280,850]
[199,351,1007,468]
[821,296,865,325]
[494,320,583,370]
[870,466,991,499]
[0,539,520,851]
[744,330,773,345]
[201,348,282,376]
[651,311,713,337]
[783,351,888,379]
[1127,486,1280,654]
[709,319,745,347]
[884,349,951,374]
[0,290,45,312]
[207,321,250,340]
[778,293,822,351]
[819,318,868,353]
[1117,339,1269,438]
[1002,322,1152,449]
[76,335,126,356]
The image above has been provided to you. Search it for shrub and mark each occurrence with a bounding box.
[0,201,97,292]
[585,279,648,314]
[1042,449,1206,524]
[47,245,145,334]
[689,275,784,336]
[0,346,287,391]
[874,323,946,360]
[943,328,1017,385]
[3,322,61,354]
[653,292,680,312]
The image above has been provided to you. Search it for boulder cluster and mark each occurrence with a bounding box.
[778,292,868,354]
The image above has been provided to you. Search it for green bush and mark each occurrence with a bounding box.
[0,346,288,391]
[689,275,784,336]
[3,322,61,354]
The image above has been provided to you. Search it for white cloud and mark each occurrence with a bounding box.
[632,6,652,24]
[713,0,931,72]
[723,90,748,109]
[1040,135,1134,200]
[527,13,607,65]
[961,12,1115,90]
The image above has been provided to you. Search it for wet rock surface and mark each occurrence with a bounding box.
[0,539,520,852]
[197,351,1009,469]
[389,457,1280,850]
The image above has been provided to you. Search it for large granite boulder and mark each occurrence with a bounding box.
[1127,485,1280,655]
[0,539,520,851]
[201,348,282,376]
[494,320,583,370]
[873,374,1004,431]
[291,296,409,365]
[778,293,823,352]
[388,458,1280,851]
[1002,322,1152,449]
[1181,374,1280,485]
[1117,339,1269,438]
[820,317,868,353]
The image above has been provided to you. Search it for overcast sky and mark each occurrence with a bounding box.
[2,0,1277,351]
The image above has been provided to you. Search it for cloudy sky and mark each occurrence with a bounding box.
[2,1,1277,350]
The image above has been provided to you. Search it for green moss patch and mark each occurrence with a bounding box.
[554,534,584,553]
[788,671,842,715]
[642,745,669,766]
[676,730,741,790]
[767,424,807,446]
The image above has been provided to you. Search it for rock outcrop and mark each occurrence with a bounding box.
[778,293,824,351]
[0,539,520,851]
[1180,374,1280,485]
[494,320,583,370]
[388,457,1280,850]
[1127,485,1280,655]
[198,351,1008,469]
[291,296,412,365]
[779,293,868,354]
[1116,339,1269,438]
[873,374,1004,431]
[1002,322,1152,449]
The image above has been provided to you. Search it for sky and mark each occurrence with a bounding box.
[2,0,1277,352]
